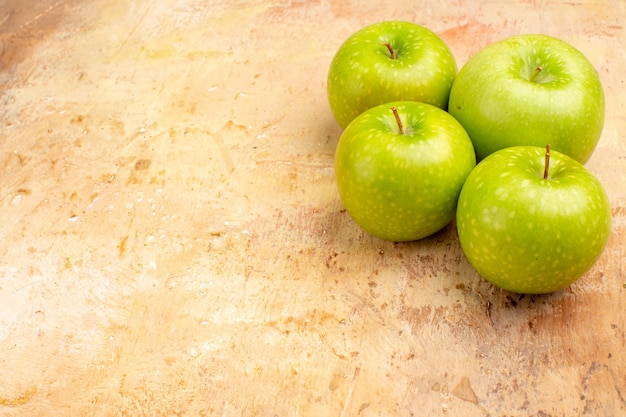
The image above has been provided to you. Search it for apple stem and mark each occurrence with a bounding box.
[543,144,551,180]
[530,66,543,82]
[390,107,404,135]
[383,42,397,60]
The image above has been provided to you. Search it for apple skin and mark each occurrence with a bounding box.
[335,101,476,242]
[448,34,605,164]
[328,20,457,129]
[456,146,611,294]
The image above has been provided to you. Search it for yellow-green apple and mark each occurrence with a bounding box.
[328,20,457,129]
[449,34,605,164]
[456,145,611,294]
[335,101,476,242]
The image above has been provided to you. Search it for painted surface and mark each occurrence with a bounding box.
[0,1,625,415]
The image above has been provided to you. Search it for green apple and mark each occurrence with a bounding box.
[327,20,457,129]
[335,101,476,242]
[456,145,611,294]
[448,34,605,164]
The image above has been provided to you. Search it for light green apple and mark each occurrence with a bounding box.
[448,34,605,164]
[328,20,457,129]
[456,145,611,294]
[335,101,476,242]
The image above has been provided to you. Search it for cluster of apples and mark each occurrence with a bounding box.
[327,21,611,294]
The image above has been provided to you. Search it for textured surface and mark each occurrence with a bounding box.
[1,1,625,416]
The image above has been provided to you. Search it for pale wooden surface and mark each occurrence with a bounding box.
[1,1,625,416]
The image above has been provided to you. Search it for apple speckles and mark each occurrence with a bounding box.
[327,21,457,128]
[335,101,475,241]
[494,187,509,201]
[449,34,604,163]
[457,146,611,294]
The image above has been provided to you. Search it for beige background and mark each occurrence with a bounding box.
[1,0,625,415]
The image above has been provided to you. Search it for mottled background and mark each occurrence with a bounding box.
[1,1,624,416]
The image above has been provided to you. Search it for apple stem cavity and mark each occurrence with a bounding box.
[390,106,404,135]
[543,144,551,180]
[384,42,397,60]
[530,66,543,82]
